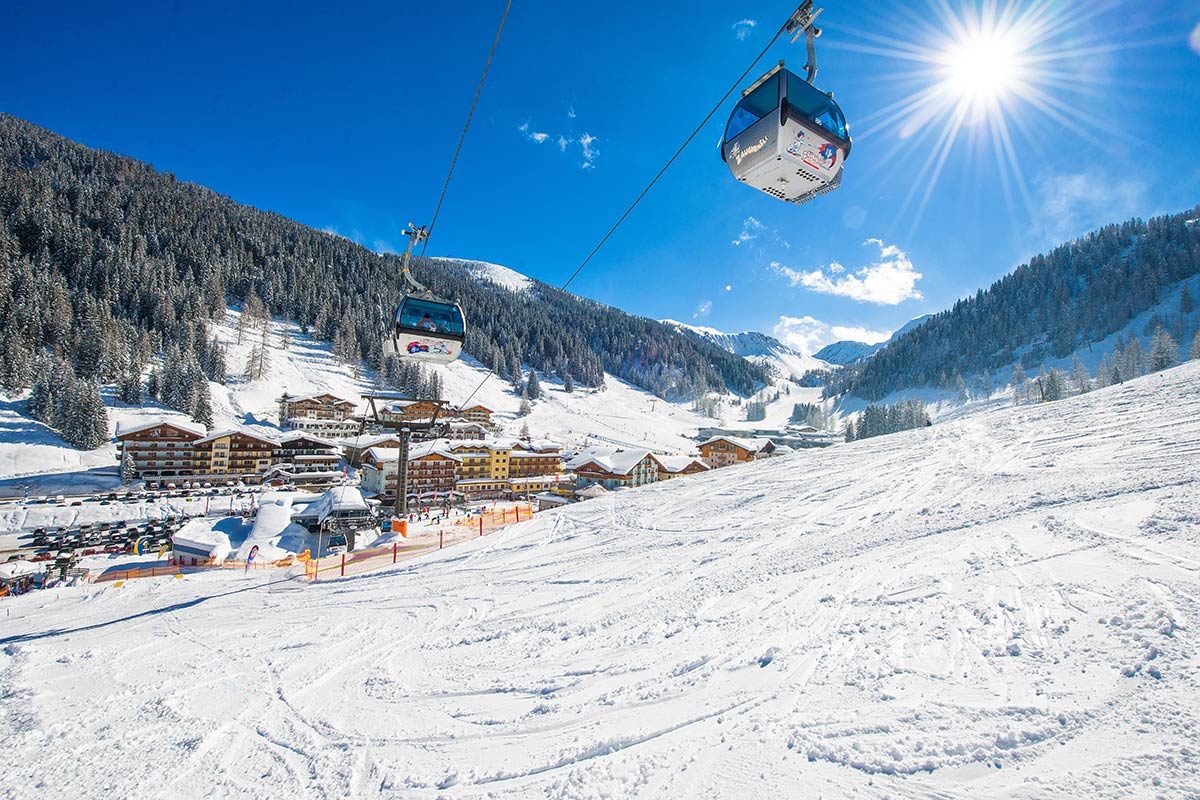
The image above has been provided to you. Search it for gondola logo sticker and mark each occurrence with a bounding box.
[818,143,838,169]
[732,135,771,166]
[794,143,839,172]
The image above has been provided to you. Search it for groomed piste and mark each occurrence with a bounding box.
[2,362,1198,798]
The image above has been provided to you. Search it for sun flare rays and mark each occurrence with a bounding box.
[825,0,1146,232]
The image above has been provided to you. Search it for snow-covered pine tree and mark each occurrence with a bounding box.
[26,357,55,421]
[120,450,137,484]
[191,379,214,428]
[1042,368,1066,402]
[1148,328,1178,372]
[520,421,530,440]
[1191,331,1200,361]
[844,419,856,442]
[1094,354,1112,389]
[1010,363,1026,404]
[59,379,108,450]
[1069,356,1090,394]
[118,366,143,404]
[145,368,160,401]
[1,335,30,394]
[1182,284,1195,315]
[564,372,574,393]
[245,345,263,381]
[1122,339,1145,380]
[979,369,993,400]
[526,370,541,400]
[518,397,531,417]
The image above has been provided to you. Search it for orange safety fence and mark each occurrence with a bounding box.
[95,553,306,583]
[93,505,538,585]
[453,503,535,535]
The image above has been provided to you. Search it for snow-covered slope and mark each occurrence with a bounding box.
[815,314,933,365]
[432,257,535,295]
[6,358,1197,798]
[0,307,720,487]
[663,320,831,381]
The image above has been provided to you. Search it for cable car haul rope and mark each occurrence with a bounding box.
[393,2,851,408]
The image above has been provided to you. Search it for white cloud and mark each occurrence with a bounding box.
[692,300,713,319]
[567,106,577,119]
[1190,20,1200,55]
[518,122,550,144]
[371,239,397,254]
[771,238,923,305]
[724,284,733,292]
[831,325,891,344]
[772,315,891,355]
[579,133,598,169]
[522,120,598,169]
[731,216,765,246]
[1035,168,1147,245]
[732,19,757,41]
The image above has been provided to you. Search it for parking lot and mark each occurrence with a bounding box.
[0,484,272,568]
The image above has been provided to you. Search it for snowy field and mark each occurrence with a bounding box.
[2,361,1198,798]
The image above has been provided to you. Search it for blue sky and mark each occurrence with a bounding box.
[3,0,1199,353]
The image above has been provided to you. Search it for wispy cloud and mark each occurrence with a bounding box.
[772,316,891,355]
[692,300,713,319]
[1191,20,1200,55]
[771,239,923,305]
[521,121,598,170]
[1034,168,1146,245]
[567,105,577,119]
[578,133,598,169]
[732,18,757,41]
[731,216,765,246]
[518,122,550,144]
[372,239,397,254]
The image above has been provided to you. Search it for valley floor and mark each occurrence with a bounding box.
[2,363,1199,798]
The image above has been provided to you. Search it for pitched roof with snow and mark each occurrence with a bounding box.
[279,392,355,406]
[699,435,773,454]
[363,443,461,464]
[278,431,340,448]
[654,455,709,474]
[115,418,207,439]
[195,426,281,446]
[573,449,654,476]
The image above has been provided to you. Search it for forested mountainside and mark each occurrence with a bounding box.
[0,114,766,402]
[829,209,1200,400]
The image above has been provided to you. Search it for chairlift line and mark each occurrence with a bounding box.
[452,3,853,409]
[384,0,513,365]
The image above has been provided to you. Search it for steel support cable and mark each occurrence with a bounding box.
[454,19,791,411]
[420,0,514,256]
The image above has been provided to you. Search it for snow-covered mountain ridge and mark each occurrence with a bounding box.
[815,314,934,365]
[663,319,832,381]
[4,359,1198,797]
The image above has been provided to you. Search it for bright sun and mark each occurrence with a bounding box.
[940,29,1025,108]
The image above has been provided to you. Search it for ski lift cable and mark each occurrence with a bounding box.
[558,20,791,293]
[453,14,794,411]
[419,0,514,257]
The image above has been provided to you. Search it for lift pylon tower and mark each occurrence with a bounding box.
[356,393,450,519]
